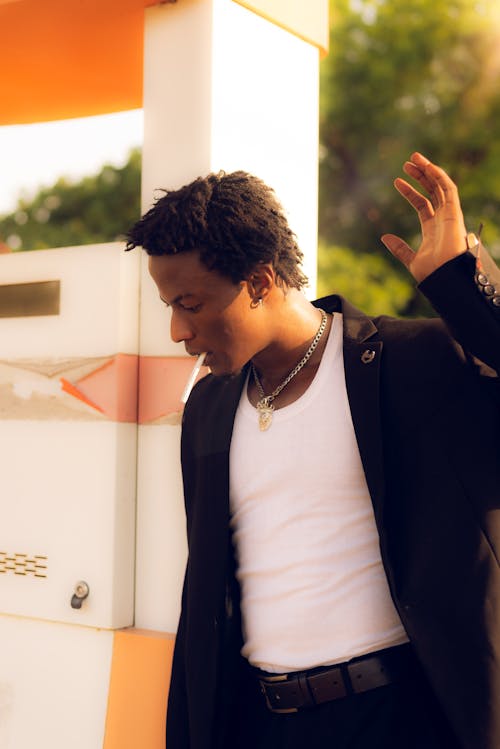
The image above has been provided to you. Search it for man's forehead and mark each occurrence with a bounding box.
[150,252,234,300]
[149,251,206,281]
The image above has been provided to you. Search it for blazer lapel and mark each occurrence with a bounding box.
[192,368,248,597]
[342,301,385,528]
[184,369,247,749]
[315,295,386,527]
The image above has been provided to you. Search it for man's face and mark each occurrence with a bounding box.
[149,250,266,376]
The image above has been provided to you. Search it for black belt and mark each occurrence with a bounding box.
[257,644,414,714]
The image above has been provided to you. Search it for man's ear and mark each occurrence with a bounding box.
[247,263,275,304]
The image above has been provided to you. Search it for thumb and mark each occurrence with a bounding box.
[381,234,414,270]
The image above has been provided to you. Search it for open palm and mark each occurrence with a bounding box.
[382,153,468,283]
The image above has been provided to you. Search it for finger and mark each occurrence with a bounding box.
[409,152,460,208]
[394,178,434,223]
[403,161,445,209]
[403,160,434,195]
[381,234,415,269]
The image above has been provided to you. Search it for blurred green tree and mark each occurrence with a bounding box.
[0,148,141,251]
[319,0,500,315]
[317,243,415,316]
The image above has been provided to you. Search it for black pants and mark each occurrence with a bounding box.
[231,656,461,749]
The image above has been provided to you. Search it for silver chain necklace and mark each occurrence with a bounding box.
[251,309,328,431]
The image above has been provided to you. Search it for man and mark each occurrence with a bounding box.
[126,154,500,749]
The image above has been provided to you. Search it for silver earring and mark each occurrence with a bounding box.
[258,297,263,307]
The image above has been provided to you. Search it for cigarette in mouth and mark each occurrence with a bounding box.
[181,352,207,404]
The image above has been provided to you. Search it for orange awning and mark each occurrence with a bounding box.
[0,0,328,126]
[0,0,153,125]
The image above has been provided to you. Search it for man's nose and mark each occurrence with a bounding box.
[170,310,194,343]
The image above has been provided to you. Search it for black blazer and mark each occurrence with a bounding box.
[167,251,500,749]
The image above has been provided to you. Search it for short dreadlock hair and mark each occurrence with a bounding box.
[125,170,308,289]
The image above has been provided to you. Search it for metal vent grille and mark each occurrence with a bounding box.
[0,552,48,578]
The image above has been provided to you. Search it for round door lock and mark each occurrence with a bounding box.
[71,580,90,609]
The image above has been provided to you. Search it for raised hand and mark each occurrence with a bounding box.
[381,152,468,283]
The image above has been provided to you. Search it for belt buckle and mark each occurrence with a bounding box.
[259,674,299,714]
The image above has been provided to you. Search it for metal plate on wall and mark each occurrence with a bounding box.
[0,280,60,318]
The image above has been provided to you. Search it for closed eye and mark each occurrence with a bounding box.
[158,295,202,313]
[178,302,202,313]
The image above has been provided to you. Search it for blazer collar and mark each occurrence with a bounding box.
[314,294,386,526]
[313,293,379,343]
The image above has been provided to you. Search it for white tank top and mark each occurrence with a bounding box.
[229,313,408,673]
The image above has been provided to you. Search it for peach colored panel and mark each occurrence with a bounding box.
[59,355,208,423]
[138,356,209,424]
[103,628,175,749]
[73,353,139,422]
[59,354,138,422]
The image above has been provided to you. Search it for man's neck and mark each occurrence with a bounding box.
[249,294,332,404]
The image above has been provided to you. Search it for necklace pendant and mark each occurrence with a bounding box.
[251,310,327,433]
[256,400,274,431]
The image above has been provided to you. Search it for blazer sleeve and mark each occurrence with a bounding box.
[418,246,500,377]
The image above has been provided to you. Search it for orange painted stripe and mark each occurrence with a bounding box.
[60,377,105,413]
[104,628,175,749]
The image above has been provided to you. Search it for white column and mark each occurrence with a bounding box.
[136,0,320,632]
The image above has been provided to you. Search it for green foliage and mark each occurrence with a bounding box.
[318,243,422,316]
[319,0,500,315]
[0,148,141,251]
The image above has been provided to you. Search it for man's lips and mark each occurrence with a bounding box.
[185,350,214,368]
